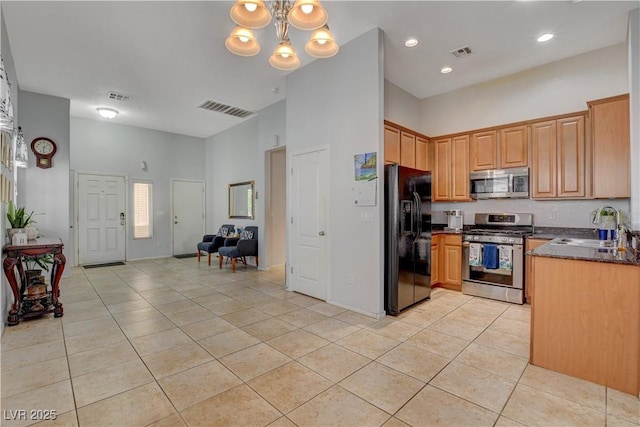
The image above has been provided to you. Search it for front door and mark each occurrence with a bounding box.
[290,147,328,300]
[78,174,126,265]
[172,179,205,256]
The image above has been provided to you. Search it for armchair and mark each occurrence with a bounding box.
[218,226,258,272]
[196,224,235,266]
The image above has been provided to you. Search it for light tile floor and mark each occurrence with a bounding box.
[1,258,638,427]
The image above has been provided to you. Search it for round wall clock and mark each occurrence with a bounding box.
[31,137,57,169]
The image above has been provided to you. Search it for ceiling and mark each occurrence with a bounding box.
[2,1,637,139]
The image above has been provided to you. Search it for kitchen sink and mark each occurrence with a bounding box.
[549,237,614,248]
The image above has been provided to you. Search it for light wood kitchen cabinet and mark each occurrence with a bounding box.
[531,255,640,395]
[531,115,585,199]
[400,131,416,168]
[434,234,462,291]
[426,139,435,172]
[470,130,498,171]
[384,125,400,164]
[415,136,428,171]
[588,94,630,198]
[499,125,528,168]
[384,121,431,171]
[434,136,470,201]
[525,238,549,302]
[431,235,439,286]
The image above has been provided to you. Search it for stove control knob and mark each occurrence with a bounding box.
[509,238,516,243]
[474,236,480,241]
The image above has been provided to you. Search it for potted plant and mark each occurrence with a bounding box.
[22,253,53,284]
[6,200,34,241]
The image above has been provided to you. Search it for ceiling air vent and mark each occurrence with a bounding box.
[198,100,253,118]
[449,46,473,58]
[107,91,131,102]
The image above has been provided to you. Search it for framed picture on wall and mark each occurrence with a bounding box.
[0,134,6,167]
[1,173,5,202]
[8,147,13,171]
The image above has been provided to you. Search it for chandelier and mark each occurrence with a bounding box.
[225,0,339,71]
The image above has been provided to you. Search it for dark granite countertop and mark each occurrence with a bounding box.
[530,227,597,240]
[530,238,640,266]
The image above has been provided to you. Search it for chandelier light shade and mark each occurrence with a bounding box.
[14,126,28,168]
[226,0,337,71]
[269,39,301,70]
[226,26,261,56]
[230,0,272,29]
[305,25,338,58]
[97,107,119,119]
[288,0,327,30]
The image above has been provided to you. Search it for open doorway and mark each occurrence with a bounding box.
[266,147,286,269]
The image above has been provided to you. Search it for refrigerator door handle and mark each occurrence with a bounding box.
[412,192,421,242]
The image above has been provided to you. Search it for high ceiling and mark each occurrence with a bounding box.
[2,1,637,139]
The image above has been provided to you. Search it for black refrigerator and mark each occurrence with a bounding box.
[384,164,432,315]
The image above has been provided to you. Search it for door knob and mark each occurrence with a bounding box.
[174,221,178,224]
[319,231,325,236]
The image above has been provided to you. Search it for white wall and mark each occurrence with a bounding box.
[71,117,205,261]
[421,43,628,136]
[205,117,259,233]
[18,91,71,266]
[205,100,286,270]
[628,8,640,232]
[384,80,421,130]
[286,28,384,317]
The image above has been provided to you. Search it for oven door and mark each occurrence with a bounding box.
[462,241,524,304]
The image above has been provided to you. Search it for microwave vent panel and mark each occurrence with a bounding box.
[197,100,254,118]
[449,46,473,58]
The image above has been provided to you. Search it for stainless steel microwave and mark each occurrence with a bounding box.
[470,167,529,199]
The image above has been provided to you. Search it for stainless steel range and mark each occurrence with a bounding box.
[462,213,534,304]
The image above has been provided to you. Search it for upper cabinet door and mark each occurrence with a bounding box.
[400,131,416,169]
[557,116,585,198]
[451,135,470,201]
[589,95,630,198]
[499,125,528,168]
[415,136,428,171]
[434,137,452,201]
[470,130,497,171]
[384,125,401,164]
[531,120,557,198]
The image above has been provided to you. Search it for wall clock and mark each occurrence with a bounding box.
[31,137,57,169]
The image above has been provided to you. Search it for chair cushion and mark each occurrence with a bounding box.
[219,245,239,258]
[197,242,213,251]
[218,227,231,237]
[240,230,254,240]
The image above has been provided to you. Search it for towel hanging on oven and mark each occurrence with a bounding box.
[469,243,482,267]
[498,245,513,270]
[482,244,499,269]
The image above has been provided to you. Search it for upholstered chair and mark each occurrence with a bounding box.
[218,226,258,272]
[196,224,235,265]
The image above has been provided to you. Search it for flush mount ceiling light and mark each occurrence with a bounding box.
[226,0,339,71]
[96,107,119,119]
[537,33,554,42]
[404,38,419,48]
[440,66,453,74]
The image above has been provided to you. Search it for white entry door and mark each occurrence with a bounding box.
[78,174,126,265]
[291,147,328,300]
[172,180,205,256]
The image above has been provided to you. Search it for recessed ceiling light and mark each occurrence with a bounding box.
[97,107,119,119]
[440,66,453,74]
[537,33,554,43]
[404,38,419,48]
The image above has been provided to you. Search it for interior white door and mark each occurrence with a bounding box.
[291,148,328,300]
[78,174,126,265]
[172,180,205,256]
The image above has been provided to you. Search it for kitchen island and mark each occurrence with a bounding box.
[528,242,640,395]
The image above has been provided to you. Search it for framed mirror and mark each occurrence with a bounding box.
[229,181,254,219]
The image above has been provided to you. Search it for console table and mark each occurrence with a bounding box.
[3,238,66,326]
